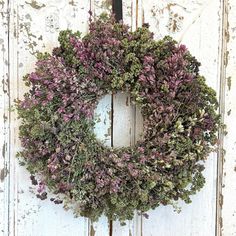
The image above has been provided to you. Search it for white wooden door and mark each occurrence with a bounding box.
[0,0,235,235]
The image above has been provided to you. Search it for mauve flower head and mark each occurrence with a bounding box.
[47,92,54,101]
[140,155,147,164]
[138,147,145,153]
[178,44,187,53]
[144,56,154,64]
[31,98,39,105]
[110,178,121,193]
[57,107,65,114]
[20,100,30,109]
[41,100,48,106]
[29,72,41,82]
[63,114,73,122]
[37,181,46,193]
[122,153,131,161]
[35,90,42,96]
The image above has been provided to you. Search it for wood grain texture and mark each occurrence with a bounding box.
[111,92,142,236]
[7,0,91,235]
[142,0,222,235]
[111,1,143,235]
[0,1,10,235]
[1,0,234,235]
[92,93,111,236]
[89,1,111,235]
[221,0,236,235]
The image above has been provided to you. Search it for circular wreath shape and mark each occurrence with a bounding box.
[17,14,220,223]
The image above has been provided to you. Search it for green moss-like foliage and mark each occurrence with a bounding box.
[16,14,221,223]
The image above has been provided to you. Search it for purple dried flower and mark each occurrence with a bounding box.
[37,181,46,193]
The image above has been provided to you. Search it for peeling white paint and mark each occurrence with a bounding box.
[0,0,235,235]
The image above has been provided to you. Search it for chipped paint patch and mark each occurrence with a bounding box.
[167,11,184,33]
[100,0,112,10]
[19,17,40,55]
[126,96,129,106]
[129,229,132,236]
[227,76,231,90]
[25,13,32,20]
[25,0,46,10]
[69,0,76,6]
[2,79,8,93]
[105,127,111,137]
[0,0,5,8]
[45,13,59,33]
[2,142,6,158]
[0,168,8,182]
[108,110,112,121]
[225,50,229,66]
[219,193,224,207]
[90,225,96,236]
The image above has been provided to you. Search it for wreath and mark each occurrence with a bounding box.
[16,14,221,223]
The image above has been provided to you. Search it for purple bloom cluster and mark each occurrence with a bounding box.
[16,15,221,223]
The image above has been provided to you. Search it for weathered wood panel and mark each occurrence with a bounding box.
[221,0,236,235]
[92,94,111,236]
[111,1,143,235]
[0,1,10,235]
[111,92,142,236]
[7,0,92,235]
[89,1,111,235]
[1,0,235,235]
[141,0,222,235]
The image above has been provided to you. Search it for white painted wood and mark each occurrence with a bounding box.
[112,92,142,236]
[91,0,112,16]
[141,0,222,235]
[110,2,144,235]
[113,93,136,148]
[88,1,111,235]
[94,94,112,147]
[7,0,91,235]
[0,1,10,235]
[93,94,112,236]
[221,0,236,235]
[2,0,235,235]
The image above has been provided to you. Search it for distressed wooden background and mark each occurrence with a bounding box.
[0,0,235,235]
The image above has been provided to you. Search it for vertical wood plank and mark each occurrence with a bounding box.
[92,94,111,236]
[111,1,143,235]
[0,1,10,235]
[8,0,91,235]
[112,93,136,148]
[2,0,230,235]
[141,0,222,235]
[215,0,226,235]
[94,95,112,147]
[112,93,136,236]
[88,1,111,235]
[221,0,236,235]
[112,0,142,236]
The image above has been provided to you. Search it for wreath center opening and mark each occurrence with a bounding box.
[94,92,143,148]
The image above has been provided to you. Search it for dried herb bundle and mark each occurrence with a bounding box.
[16,14,221,223]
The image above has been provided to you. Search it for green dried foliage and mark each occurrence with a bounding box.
[16,14,222,224]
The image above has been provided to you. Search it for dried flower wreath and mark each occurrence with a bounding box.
[16,14,220,223]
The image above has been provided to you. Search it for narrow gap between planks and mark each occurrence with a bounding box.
[215,0,228,235]
[109,1,123,236]
[7,0,12,235]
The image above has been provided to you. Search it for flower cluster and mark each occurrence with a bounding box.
[16,14,221,223]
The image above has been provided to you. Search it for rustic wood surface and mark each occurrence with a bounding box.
[0,0,235,235]
[221,0,236,235]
